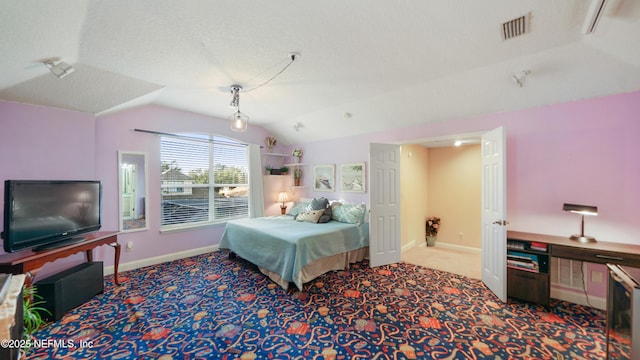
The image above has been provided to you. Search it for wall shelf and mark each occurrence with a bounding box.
[265,153,289,174]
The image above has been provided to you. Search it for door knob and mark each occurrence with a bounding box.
[492,220,509,226]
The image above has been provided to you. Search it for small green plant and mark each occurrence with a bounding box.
[280,166,289,174]
[22,285,51,338]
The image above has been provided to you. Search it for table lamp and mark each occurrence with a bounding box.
[562,203,598,243]
[277,192,289,215]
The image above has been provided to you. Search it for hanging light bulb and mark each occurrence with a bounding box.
[230,110,248,132]
[225,53,302,132]
[229,85,248,132]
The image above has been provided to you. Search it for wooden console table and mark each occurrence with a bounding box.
[0,231,120,287]
[507,230,640,305]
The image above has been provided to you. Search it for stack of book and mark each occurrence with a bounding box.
[507,240,526,250]
[507,251,539,273]
[529,241,548,252]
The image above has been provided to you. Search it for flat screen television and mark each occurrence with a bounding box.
[2,180,102,252]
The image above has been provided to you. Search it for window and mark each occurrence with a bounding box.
[160,133,249,229]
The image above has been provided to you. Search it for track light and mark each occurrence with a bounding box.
[43,59,75,79]
[511,69,531,87]
[229,85,248,132]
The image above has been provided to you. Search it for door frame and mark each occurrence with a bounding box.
[369,129,505,278]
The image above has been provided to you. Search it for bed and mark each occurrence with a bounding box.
[219,201,369,290]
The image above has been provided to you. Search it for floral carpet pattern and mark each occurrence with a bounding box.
[26,251,617,359]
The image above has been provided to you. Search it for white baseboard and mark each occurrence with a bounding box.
[402,239,418,252]
[104,244,219,276]
[402,239,481,254]
[432,242,481,254]
[551,285,606,310]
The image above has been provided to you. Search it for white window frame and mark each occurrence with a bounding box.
[160,133,250,231]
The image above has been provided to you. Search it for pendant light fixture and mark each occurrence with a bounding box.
[229,85,248,132]
[226,52,301,132]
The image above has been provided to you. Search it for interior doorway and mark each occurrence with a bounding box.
[369,128,507,300]
[399,133,483,279]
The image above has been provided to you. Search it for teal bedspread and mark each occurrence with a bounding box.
[219,215,369,289]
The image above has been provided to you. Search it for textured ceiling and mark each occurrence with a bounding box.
[1,1,640,145]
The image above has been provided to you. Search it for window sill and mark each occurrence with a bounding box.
[159,220,230,234]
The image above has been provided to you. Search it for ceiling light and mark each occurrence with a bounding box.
[229,85,248,132]
[43,59,75,79]
[225,52,301,132]
[511,70,531,87]
[454,140,463,147]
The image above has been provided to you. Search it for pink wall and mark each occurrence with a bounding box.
[2,89,639,285]
[0,101,274,279]
[0,101,97,278]
[297,90,640,246]
[94,105,273,265]
[295,91,640,302]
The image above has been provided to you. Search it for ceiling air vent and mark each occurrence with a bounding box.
[502,14,529,40]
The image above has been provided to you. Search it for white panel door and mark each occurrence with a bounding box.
[369,143,401,267]
[481,126,507,302]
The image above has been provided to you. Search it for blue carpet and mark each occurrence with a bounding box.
[26,251,617,359]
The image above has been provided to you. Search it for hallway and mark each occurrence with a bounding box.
[402,244,481,279]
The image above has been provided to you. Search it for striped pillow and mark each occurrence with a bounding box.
[289,201,311,217]
[331,203,366,224]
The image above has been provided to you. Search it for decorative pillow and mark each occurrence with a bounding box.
[318,206,332,223]
[310,197,332,223]
[332,203,366,224]
[310,197,329,210]
[289,201,311,218]
[295,209,324,223]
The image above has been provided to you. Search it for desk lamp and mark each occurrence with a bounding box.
[563,203,598,243]
[277,192,289,215]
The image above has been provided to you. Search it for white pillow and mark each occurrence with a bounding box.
[295,209,324,223]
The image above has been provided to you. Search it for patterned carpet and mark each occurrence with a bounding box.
[25,250,617,359]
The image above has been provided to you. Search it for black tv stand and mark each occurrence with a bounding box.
[33,236,87,252]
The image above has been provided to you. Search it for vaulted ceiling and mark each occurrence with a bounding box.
[2,1,639,144]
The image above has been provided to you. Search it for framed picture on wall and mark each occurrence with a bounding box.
[340,162,366,193]
[313,164,335,192]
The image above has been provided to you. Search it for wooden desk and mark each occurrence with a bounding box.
[507,230,640,305]
[509,231,640,267]
[0,231,120,287]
